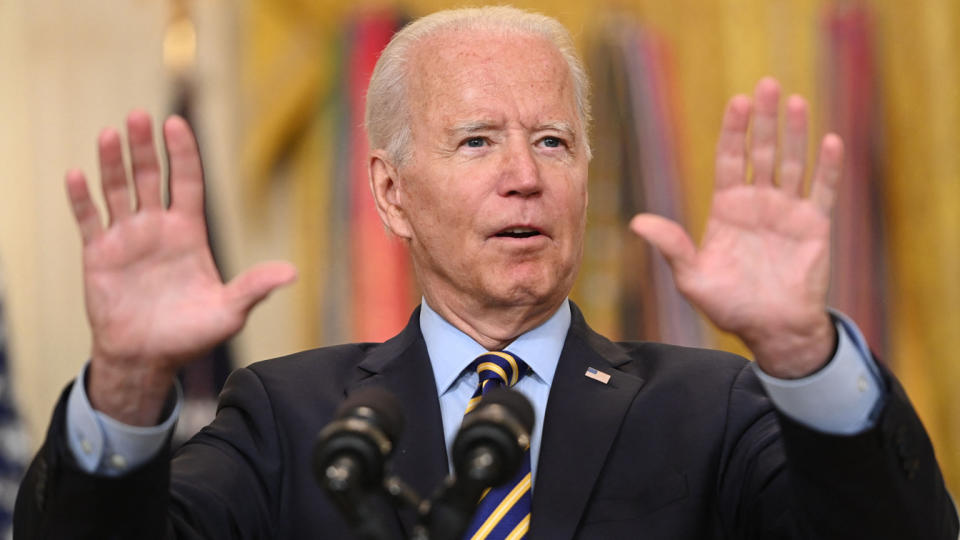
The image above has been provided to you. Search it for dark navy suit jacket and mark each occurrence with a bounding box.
[14,305,959,538]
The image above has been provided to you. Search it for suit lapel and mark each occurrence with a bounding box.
[348,307,449,537]
[531,305,645,540]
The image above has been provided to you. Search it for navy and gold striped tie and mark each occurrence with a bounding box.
[463,351,531,540]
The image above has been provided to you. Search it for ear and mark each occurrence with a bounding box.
[368,151,413,240]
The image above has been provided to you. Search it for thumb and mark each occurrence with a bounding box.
[629,213,696,276]
[225,261,298,316]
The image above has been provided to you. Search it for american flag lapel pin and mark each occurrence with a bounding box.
[585,367,611,384]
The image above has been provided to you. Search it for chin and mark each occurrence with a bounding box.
[485,269,570,309]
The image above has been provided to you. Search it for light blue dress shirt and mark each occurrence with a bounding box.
[65,300,882,477]
[67,363,181,475]
[419,298,568,481]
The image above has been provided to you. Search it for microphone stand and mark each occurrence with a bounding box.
[380,473,473,540]
[319,456,397,540]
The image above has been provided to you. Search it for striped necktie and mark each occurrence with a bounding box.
[463,351,532,540]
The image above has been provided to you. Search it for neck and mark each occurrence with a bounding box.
[423,292,565,351]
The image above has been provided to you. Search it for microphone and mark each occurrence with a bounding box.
[314,386,404,494]
[421,387,534,540]
[452,388,534,487]
[314,386,404,540]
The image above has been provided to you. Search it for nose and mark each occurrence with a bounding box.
[497,137,542,197]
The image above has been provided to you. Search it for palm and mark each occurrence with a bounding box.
[66,112,295,423]
[683,186,829,336]
[81,204,233,371]
[631,79,843,376]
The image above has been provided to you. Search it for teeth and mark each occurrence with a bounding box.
[504,228,535,233]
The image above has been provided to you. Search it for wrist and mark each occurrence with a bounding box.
[746,312,837,379]
[87,356,177,426]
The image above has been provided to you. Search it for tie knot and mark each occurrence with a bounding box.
[474,351,527,390]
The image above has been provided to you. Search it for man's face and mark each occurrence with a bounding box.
[393,29,589,317]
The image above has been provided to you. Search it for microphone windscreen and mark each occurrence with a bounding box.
[477,387,535,434]
[337,386,405,442]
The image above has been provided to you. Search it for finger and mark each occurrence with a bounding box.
[164,116,205,216]
[65,169,104,244]
[97,128,132,223]
[127,110,163,210]
[749,77,780,187]
[629,213,696,276]
[809,134,845,214]
[715,95,752,190]
[778,95,808,196]
[225,261,298,316]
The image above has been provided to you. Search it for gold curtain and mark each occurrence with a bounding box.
[243,0,960,493]
[874,0,960,495]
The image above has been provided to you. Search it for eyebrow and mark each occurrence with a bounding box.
[536,121,577,138]
[445,120,577,138]
[445,121,502,136]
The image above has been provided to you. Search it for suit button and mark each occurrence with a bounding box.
[893,425,918,479]
[904,458,920,480]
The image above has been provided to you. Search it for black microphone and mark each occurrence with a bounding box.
[421,387,534,540]
[452,388,534,487]
[314,386,404,540]
[314,386,404,495]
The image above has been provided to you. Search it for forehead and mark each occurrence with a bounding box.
[406,29,578,129]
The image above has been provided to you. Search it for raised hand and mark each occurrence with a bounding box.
[66,111,296,425]
[630,78,843,379]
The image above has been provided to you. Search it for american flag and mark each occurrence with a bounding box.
[0,268,29,540]
[585,367,612,385]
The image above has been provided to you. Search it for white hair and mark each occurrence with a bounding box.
[364,6,592,166]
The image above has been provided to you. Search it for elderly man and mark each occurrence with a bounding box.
[15,6,958,540]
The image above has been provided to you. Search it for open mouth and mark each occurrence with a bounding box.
[494,227,542,239]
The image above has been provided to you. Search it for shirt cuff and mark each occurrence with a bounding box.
[65,362,182,476]
[753,311,882,435]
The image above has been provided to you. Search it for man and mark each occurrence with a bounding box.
[14,6,959,539]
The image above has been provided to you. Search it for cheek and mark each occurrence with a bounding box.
[554,179,588,263]
[403,178,469,246]
[557,176,588,226]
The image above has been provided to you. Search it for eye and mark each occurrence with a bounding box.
[540,136,565,148]
[463,136,487,148]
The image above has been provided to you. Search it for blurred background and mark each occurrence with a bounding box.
[0,0,957,529]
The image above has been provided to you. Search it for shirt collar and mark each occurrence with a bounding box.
[420,298,571,396]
